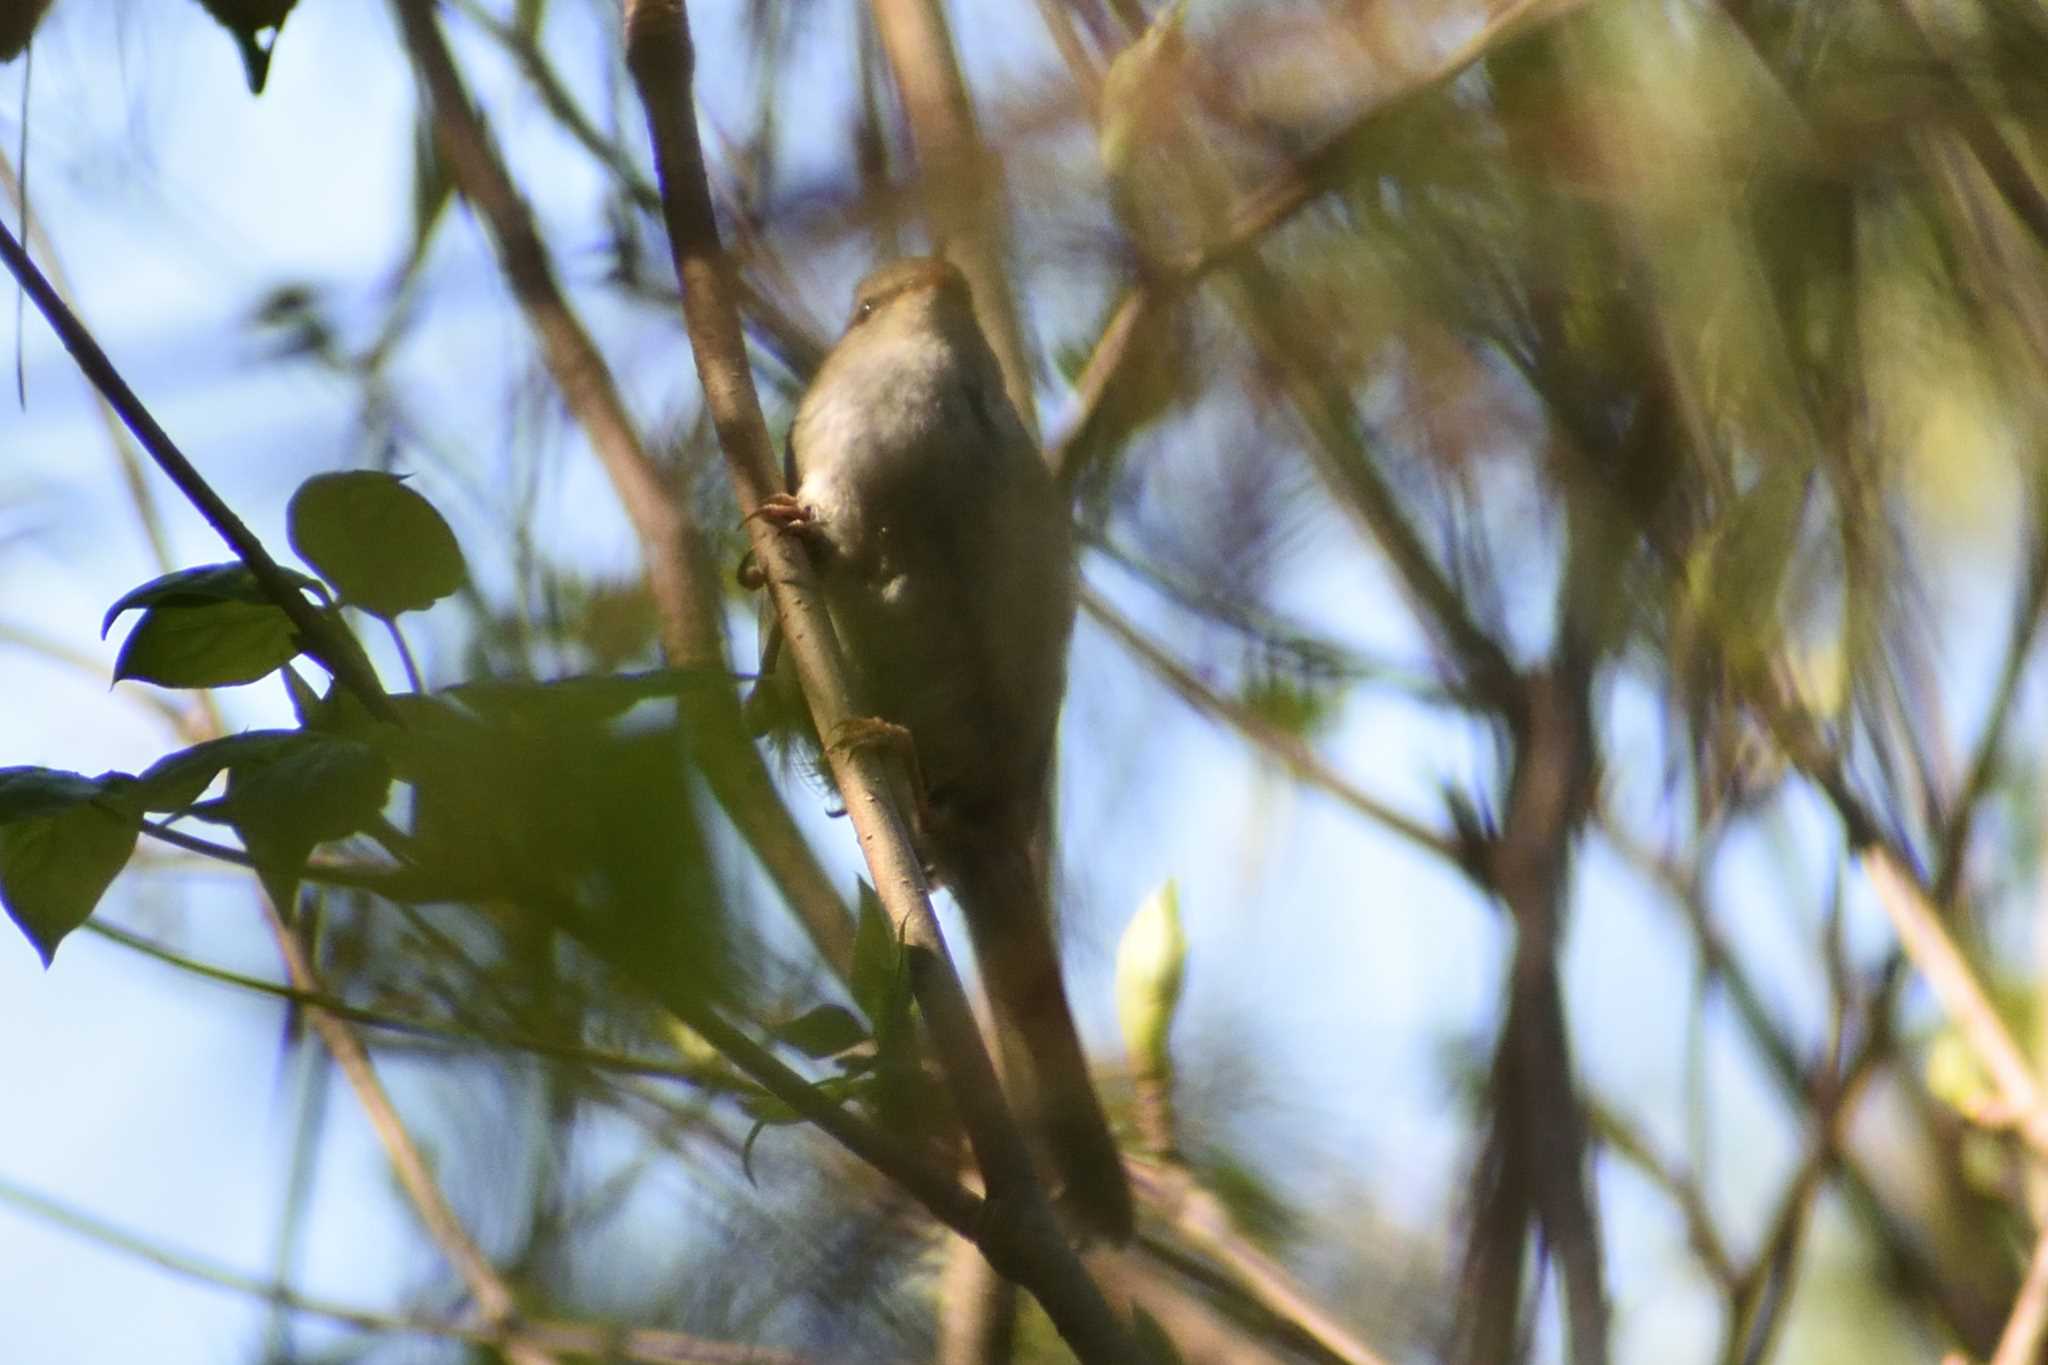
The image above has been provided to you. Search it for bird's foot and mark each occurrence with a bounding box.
[826,716,933,836]
[739,495,823,589]
[746,493,817,532]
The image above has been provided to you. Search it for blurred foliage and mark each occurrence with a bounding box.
[12,0,2048,1361]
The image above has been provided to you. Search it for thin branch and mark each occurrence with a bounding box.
[1081,586,1462,866]
[1606,818,2003,1348]
[622,5,1135,1358]
[1861,848,2048,1155]
[1933,528,2048,904]
[390,0,855,980]
[0,216,394,720]
[0,1173,805,1365]
[84,918,751,1096]
[1127,1161,1394,1365]
[1991,1202,2048,1365]
[1584,1098,1738,1291]
[259,898,558,1365]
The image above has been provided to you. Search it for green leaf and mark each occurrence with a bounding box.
[288,471,466,618]
[102,562,326,639]
[0,768,139,965]
[850,880,903,1027]
[113,601,303,689]
[771,1005,870,1060]
[203,731,392,860]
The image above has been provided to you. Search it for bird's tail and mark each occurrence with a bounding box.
[948,834,1134,1242]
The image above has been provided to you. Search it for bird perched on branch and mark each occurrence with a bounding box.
[749,257,1133,1240]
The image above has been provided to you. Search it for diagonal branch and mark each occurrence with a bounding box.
[1081,586,1461,866]
[390,0,854,980]
[0,1172,802,1365]
[620,4,1135,1358]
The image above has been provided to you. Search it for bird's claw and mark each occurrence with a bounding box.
[827,717,934,836]
[746,493,816,532]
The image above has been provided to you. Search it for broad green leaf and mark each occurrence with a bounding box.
[132,731,306,814]
[0,768,139,965]
[102,562,325,639]
[0,767,110,823]
[113,601,302,689]
[288,471,466,618]
[190,731,392,862]
[849,880,904,1029]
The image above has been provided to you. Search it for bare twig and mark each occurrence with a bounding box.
[1585,1099,1738,1291]
[1862,849,2048,1156]
[621,4,1135,1358]
[1081,586,1461,866]
[0,1173,804,1365]
[1048,0,1587,486]
[85,918,751,1095]
[1991,1195,2048,1365]
[261,901,557,1365]
[1128,1161,1394,1365]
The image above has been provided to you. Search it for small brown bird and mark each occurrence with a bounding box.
[755,257,1132,1239]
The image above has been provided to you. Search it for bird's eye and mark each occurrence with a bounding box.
[852,300,875,326]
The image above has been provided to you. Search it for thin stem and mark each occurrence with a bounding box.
[0,1173,805,1365]
[1991,1185,2048,1365]
[1082,586,1462,866]
[257,898,558,1365]
[83,918,750,1095]
[384,616,425,694]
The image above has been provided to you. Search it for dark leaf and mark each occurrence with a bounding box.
[850,880,903,1027]
[195,0,296,93]
[0,768,139,965]
[771,1004,870,1060]
[102,562,326,639]
[288,471,466,618]
[113,602,302,689]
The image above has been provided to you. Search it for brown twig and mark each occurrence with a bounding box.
[0,1171,801,1365]
[1127,1161,1394,1365]
[1862,849,2048,1156]
[0,216,394,720]
[1584,1098,1738,1291]
[260,899,557,1365]
[390,0,855,979]
[1081,586,1462,865]
[1991,1222,2048,1365]
[620,4,1136,1358]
